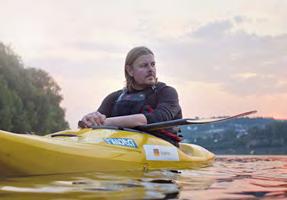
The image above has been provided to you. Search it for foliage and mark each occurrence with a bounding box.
[183,119,287,155]
[0,42,69,135]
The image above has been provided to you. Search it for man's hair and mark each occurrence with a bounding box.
[124,46,154,91]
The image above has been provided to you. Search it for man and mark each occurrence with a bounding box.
[80,46,182,145]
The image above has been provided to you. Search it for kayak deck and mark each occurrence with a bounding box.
[0,128,214,176]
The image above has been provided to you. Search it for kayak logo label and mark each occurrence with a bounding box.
[143,145,179,161]
[104,138,138,148]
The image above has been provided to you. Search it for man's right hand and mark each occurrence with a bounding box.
[79,111,106,128]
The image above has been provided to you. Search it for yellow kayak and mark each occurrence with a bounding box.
[0,127,214,177]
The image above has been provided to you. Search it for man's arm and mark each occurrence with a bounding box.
[104,114,147,127]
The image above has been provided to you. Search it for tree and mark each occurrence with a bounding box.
[0,42,69,134]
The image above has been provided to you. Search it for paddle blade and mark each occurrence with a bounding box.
[185,110,258,124]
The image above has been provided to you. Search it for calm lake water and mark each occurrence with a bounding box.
[0,155,286,200]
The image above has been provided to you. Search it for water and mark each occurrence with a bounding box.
[0,156,286,200]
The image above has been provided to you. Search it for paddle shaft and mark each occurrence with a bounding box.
[136,110,257,131]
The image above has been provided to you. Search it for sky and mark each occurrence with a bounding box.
[0,0,286,128]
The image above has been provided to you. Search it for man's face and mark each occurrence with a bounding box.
[127,54,157,89]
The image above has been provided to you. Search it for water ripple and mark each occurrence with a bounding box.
[0,156,286,199]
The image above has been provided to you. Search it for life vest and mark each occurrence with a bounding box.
[111,82,182,146]
[111,83,164,117]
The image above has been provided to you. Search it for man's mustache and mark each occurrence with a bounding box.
[146,72,156,78]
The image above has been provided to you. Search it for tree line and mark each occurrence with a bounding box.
[0,42,69,135]
[189,120,287,155]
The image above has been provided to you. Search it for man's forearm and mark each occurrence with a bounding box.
[104,114,147,128]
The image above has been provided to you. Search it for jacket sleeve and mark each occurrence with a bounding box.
[143,86,182,123]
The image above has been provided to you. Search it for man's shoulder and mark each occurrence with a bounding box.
[111,89,124,95]
[104,89,124,100]
[156,82,177,92]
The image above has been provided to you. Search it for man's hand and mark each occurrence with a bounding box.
[80,111,106,128]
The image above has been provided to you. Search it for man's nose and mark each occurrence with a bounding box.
[147,63,155,71]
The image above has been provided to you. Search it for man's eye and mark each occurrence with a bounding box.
[139,62,155,68]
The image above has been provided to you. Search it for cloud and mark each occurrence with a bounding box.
[156,17,287,96]
[192,20,233,39]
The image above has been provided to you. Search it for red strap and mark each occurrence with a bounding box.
[159,129,182,142]
[144,105,154,113]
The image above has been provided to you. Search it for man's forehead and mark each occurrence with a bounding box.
[134,54,155,64]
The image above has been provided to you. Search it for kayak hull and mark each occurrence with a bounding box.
[0,128,214,176]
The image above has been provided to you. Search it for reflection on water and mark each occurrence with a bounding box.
[180,156,287,200]
[0,156,286,199]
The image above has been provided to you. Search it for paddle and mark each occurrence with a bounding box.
[136,110,257,131]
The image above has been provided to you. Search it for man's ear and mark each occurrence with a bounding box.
[126,65,134,77]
